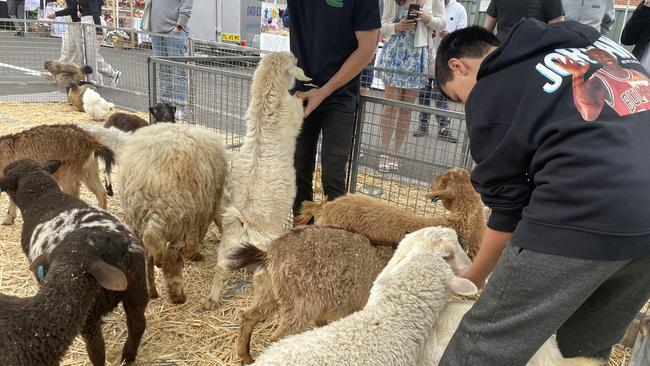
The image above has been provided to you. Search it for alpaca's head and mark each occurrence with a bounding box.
[253,52,310,96]
[426,168,478,212]
[389,226,471,276]
[367,244,477,308]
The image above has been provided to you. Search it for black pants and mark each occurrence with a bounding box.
[293,109,355,218]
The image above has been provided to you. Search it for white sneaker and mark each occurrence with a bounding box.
[111,71,121,87]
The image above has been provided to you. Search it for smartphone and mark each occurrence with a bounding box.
[406,3,420,20]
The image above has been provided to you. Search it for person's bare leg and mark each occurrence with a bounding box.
[380,86,400,153]
[394,88,419,157]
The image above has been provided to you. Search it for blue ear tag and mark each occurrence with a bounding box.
[37,265,46,283]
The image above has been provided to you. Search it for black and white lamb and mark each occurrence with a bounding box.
[0,159,148,366]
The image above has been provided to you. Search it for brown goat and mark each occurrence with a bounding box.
[68,83,93,112]
[228,226,395,364]
[44,60,93,88]
[296,168,485,259]
[0,124,114,225]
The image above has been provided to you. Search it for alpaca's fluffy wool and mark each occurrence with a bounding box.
[204,52,309,309]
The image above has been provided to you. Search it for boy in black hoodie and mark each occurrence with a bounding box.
[434,20,650,365]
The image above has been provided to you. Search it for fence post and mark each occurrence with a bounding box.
[80,23,89,73]
[347,95,366,194]
[147,57,158,124]
[187,37,195,122]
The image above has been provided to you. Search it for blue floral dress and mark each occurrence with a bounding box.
[376,6,429,89]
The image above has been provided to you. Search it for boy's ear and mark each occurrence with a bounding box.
[448,58,468,76]
[0,174,19,193]
[42,160,62,175]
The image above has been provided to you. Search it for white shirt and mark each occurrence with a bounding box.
[430,0,468,66]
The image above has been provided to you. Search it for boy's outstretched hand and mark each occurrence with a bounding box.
[461,228,513,288]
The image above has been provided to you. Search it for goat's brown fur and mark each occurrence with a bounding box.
[229,226,395,364]
[68,84,93,112]
[0,124,114,225]
[104,113,149,132]
[296,168,485,259]
[44,61,93,88]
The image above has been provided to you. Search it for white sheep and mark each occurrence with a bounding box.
[248,227,479,366]
[118,123,229,303]
[423,301,606,366]
[203,51,310,310]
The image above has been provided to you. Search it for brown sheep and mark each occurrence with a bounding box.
[228,226,395,364]
[296,168,485,259]
[0,124,114,226]
[103,113,149,132]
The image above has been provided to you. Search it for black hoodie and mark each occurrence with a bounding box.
[468,19,650,260]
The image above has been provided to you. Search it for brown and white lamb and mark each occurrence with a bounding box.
[0,124,114,226]
[297,168,485,259]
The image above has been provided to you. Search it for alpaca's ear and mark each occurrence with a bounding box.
[88,260,128,291]
[446,276,478,297]
[0,174,18,193]
[42,160,62,175]
[290,66,311,82]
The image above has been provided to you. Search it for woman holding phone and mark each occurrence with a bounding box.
[376,0,445,172]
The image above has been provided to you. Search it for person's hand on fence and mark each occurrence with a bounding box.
[172,24,183,32]
[395,18,416,32]
[296,87,329,118]
[46,13,56,19]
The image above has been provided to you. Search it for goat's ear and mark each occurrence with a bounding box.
[29,254,47,274]
[425,189,451,202]
[290,66,311,82]
[42,160,62,175]
[88,260,128,291]
[0,174,18,193]
[446,276,478,297]
[29,254,49,284]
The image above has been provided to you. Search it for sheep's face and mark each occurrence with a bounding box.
[149,103,176,123]
[391,227,471,275]
[30,230,129,291]
[426,168,475,212]
[367,246,478,307]
[0,159,61,199]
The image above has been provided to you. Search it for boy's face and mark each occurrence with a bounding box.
[440,47,497,104]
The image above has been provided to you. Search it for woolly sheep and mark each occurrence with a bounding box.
[297,168,485,259]
[229,225,472,364]
[118,123,229,303]
[247,227,479,366]
[0,159,148,366]
[424,301,606,366]
[0,124,114,225]
[203,51,310,310]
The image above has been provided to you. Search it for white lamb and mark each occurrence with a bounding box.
[424,301,606,366]
[249,227,479,366]
[83,88,114,121]
[203,51,310,310]
[118,123,229,303]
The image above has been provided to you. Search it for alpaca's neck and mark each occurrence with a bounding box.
[20,268,99,363]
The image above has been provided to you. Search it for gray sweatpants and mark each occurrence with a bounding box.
[440,244,650,365]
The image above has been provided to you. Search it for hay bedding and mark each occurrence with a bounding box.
[0,102,637,365]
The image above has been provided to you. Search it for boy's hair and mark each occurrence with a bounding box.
[435,26,500,98]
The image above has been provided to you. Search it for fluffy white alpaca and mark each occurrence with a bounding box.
[79,124,132,162]
[83,88,114,121]
[424,301,606,366]
[249,227,479,366]
[203,51,310,309]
